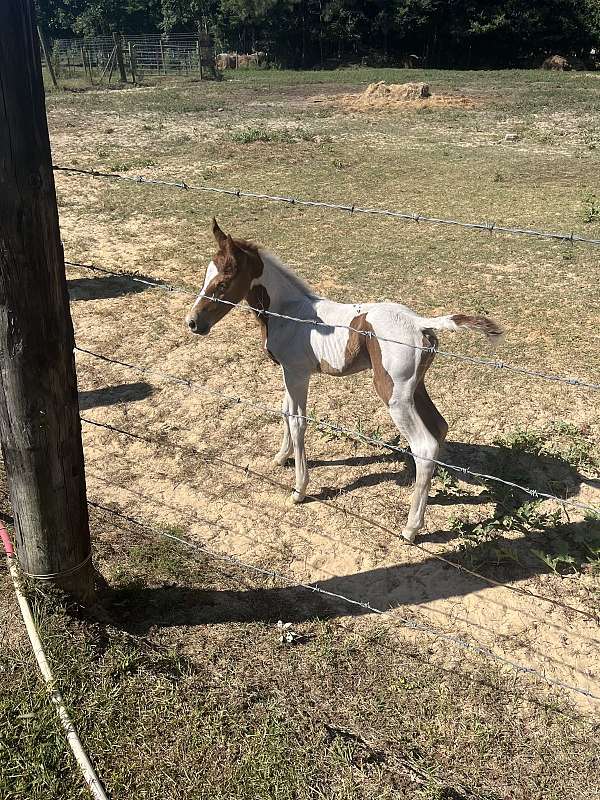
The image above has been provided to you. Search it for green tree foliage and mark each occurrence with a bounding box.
[35,0,600,67]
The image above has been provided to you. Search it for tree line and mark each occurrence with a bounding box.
[36,0,600,69]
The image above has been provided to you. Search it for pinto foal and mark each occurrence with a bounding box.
[186,219,502,542]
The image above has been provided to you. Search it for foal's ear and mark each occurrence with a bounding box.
[212,217,227,247]
[224,234,245,258]
[221,235,241,275]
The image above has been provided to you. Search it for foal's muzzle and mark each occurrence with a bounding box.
[185,315,211,336]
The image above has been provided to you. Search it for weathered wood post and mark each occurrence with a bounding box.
[160,39,166,74]
[37,26,58,89]
[113,32,127,82]
[98,45,116,85]
[0,0,94,603]
[85,48,95,86]
[196,39,203,79]
[128,42,137,84]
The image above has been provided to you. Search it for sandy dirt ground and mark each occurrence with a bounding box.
[47,76,600,712]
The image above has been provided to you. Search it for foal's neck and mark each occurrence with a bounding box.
[251,250,319,311]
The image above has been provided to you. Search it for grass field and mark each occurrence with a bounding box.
[1,67,600,799]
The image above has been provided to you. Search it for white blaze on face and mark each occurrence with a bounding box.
[192,260,218,309]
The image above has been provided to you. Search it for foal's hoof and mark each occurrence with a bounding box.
[290,490,306,504]
[272,454,290,467]
[401,527,418,544]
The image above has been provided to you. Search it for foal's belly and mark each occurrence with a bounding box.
[311,303,373,376]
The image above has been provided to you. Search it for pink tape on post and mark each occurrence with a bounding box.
[0,522,15,557]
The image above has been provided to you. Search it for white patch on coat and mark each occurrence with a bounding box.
[192,260,218,309]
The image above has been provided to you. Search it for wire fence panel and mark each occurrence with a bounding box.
[79,412,597,622]
[74,345,599,516]
[83,483,600,703]
[65,259,600,392]
[42,33,217,82]
[55,165,600,247]
[35,82,600,723]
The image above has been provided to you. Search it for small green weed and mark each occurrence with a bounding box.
[451,501,562,570]
[433,467,461,497]
[531,548,577,575]
[583,191,600,223]
[108,157,156,172]
[493,421,599,475]
[315,414,384,447]
[231,127,290,144]
[532,513,600,576]
[230,126,318,144]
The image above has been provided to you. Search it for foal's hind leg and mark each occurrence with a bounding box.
[273,386,293,466]
[388,383,447,542]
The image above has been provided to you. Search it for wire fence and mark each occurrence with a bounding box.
[66,259,600,392]
[84,485,600,703]
[84,458,598,626]
[75,345,598,515]
[79,413,598,628]
[54,160,600,710]
[44,33,216,83]
[54,165,600,247]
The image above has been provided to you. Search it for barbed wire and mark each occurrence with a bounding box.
[54,165,600,248]
[80,419,598,628]
[65,259,600,392]
[85,494,600,703]
[75,345,599,516]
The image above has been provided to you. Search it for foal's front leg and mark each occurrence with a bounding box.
[283,369,310,503]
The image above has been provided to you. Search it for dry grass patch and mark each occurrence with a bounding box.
[312,80,478,112]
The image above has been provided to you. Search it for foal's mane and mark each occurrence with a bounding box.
[234,238,321,299]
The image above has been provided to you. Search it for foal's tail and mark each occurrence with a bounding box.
[418,313,503,343]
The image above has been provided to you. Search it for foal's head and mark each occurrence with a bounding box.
[185,218,263,336]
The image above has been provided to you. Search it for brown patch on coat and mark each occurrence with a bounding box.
[367,334,393,404]
[319,313,369,376]
[247,283,279,364]
[319,313,371,377]
[416,331,437,383]
[414,383,448,443]
[413,333,447,442]
[451,314,503,340]
[364,319,394,405]
[317,314,393,403]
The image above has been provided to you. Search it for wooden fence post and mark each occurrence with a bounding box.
[0,0,95,603]
[37,26,58,88]
[196,39,203,79]
[113,32,127,82]
[85,48,95,85]
[160,39,166,74]
[128,42,136,84]
[98,45,116,84]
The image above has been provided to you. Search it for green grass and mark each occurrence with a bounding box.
[2,518,599,800]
